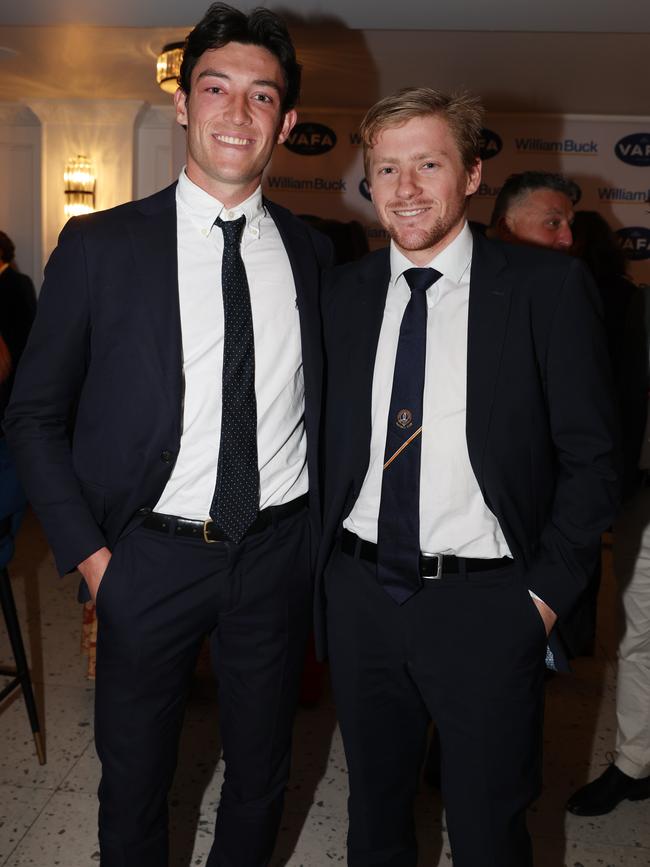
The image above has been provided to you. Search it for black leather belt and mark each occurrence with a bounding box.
[340,529,513,580]
[139,494,308,543]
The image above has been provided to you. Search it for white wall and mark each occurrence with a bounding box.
[24,99,146,281]
[134,105,179,200]
[0,103,41,284]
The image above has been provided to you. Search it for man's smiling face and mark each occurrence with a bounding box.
[367,114,481,264]
[174,41,296,207]
[502,188,574,251]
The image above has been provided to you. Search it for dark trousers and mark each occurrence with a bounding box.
[325,544,546,867]
[94,507,312,867]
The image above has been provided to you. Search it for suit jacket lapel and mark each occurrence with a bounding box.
[351,250,392,478]
[265,201,321,401]
[128,184,183,421]
[466,231,512,487]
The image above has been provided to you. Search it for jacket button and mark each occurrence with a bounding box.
[161,450,173,463]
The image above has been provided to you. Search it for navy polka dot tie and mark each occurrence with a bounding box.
[210,215,259,543]
[377,267,442,603]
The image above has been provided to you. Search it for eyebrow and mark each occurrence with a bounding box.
[414,151,448,160]
[374,150,448,164]
[196,69,282,95]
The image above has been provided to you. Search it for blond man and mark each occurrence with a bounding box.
[315,88,619,867]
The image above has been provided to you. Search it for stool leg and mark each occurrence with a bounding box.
[0,567,46,764]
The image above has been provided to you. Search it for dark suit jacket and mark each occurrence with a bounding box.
[600,274,648,500]
[315,230,620,659]
[4,183,332,582]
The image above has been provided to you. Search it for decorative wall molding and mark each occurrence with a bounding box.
[0,107,42,282]
[25,99,145,266]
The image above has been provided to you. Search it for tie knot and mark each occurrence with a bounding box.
[216,214,246,247]
[403,267,442,294]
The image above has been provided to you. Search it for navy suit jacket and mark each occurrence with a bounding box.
[316,230,620,662]
[5,183,332,584]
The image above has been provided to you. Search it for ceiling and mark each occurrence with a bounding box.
[3,0,650,31]
[1,1,649,116]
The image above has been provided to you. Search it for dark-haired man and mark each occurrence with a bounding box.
[5,4,331,865]
[487,170,578,251]
[317,89,618,866]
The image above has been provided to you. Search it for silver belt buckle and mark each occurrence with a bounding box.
[422,552,443,580]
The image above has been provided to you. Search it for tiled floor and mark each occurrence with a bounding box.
[1,513,648,866]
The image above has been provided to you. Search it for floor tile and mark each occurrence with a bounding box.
[0,682,94,790]
[537,835,650,866]
[0,784,53,864]
[2,791,99,867]
[57,739,100,796]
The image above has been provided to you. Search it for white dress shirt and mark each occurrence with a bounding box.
[345,221,511,558]
[154,170,308,520]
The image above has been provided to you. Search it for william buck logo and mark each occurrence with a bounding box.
[284,122,337,156]
[359,178,372,201]
[617,227,650,260]
[479,128,502,161]
[615,133,650,167]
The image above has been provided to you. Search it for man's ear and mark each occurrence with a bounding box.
[174,88,189,130]
[497,215,516,242]
[466,158,482,196]
[276,109,297,144]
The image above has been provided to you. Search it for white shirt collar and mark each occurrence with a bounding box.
[389,220,473,287]
[176,168,266,238]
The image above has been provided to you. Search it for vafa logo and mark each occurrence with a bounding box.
[479,128,502,160]
[284,122,337,155]
[615,133,650,167]
[617,227,650,261]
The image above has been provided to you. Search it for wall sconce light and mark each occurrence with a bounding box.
[64,155,96,218]
[156,42,184,93]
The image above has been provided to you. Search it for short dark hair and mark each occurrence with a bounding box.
[179,3,301,112]
[360,87,484,176]
[490,171,580,226]
[0,231,15,265]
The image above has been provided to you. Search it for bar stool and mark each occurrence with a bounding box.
[0,439,45,764]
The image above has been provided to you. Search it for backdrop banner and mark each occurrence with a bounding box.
[263,111,650,288]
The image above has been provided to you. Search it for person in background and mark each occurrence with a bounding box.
[566,211,650,816]
[4,4,332,865]
[0,335,11,386]
[317,87,618,867]
[487,170,577,251]
[0,231,36,420]
[300,215,369,266]
[571,211,647,491]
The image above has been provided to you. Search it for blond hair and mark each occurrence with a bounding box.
[360,87,484,177]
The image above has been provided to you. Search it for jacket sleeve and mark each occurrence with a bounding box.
[523,258,621,617]
[3,219,108,576]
